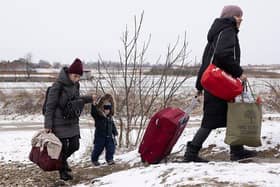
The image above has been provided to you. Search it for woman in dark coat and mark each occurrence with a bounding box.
[183,5,256,162]
[44,58,93,180]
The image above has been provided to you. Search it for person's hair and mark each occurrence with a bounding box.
[96,93,115,116]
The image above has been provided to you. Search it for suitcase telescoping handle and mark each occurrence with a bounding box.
[184,96,199,114]
[179,96,199,125]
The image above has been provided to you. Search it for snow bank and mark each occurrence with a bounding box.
[91,162,280,187]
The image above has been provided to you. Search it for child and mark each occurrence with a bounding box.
[91,93,118,166]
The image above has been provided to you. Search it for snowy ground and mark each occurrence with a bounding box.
[84,114,280,187]
[1,113,280,186]
[87,113,280,186]
[87,162,280,187]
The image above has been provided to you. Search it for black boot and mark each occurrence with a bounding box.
[230,145,257,161]
[183,142,208,162]
[59,161,73,181]
[59,169,73,181]
[65,161,72,172]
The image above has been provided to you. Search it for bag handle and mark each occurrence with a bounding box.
[179,96,199,125]
[184,96,199,114]
[247,81,255,100]
[241,81,255,102]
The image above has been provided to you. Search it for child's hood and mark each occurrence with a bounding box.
[96,93,115,117]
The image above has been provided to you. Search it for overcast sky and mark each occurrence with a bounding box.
[0,0,279,65]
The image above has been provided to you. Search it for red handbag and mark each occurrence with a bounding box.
[201,31,243,101]
[29,146,62,171]
[201,63,243,101]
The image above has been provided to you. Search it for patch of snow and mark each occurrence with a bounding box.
[0,117,279,163]
[91,162,280,187]
[1,113,280,186]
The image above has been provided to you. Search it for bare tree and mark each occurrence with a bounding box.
[264,81,280,112]
[93,12,192,148]
[38,60,51,68]
[53,62,62,69]
[24,53,33,79]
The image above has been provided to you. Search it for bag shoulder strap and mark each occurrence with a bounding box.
[42,82,64,115]
[54,81,68,110]
[210,31,223,64]
[54,81,64,97]
[210,30,237,64]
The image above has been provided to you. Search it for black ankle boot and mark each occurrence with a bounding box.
[230,145,257,161]
[59,170,73,181]
[65,161,72,172]
[183,142,208,163]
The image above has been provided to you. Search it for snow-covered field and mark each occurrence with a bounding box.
[0,77,279,94]
[0,114,93,126]
[1,113,280,186]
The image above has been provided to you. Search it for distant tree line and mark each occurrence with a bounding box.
[145,65,200,76]
[0,59,155,70]
[0,59,61,71]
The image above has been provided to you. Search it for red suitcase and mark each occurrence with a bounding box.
[138,97,198,164]
[139,107,189,164]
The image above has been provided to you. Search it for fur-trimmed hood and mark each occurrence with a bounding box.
[96,93,115,117]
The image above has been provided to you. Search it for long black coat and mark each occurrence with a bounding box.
[196,18,243,129]
[44,67,93,138]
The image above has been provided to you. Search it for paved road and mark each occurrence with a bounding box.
[1,114,279,132]
[0,122,94,131]
[0,121,203,132]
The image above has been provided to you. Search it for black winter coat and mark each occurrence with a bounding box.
[44,67,93,138]
[91,105,118,140]
[196,18,243,129]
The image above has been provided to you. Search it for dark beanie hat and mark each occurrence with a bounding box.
[220,5,243,18]
[68,58,83,76]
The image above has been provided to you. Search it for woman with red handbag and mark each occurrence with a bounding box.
[183,5,257,162]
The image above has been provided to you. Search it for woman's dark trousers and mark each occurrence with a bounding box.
[59,135,80,180]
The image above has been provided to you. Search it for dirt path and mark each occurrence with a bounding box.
[1,147,279,187]
[2,145,280,186]
[0,161,134,187]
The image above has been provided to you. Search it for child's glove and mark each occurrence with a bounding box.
[113,136,118,146]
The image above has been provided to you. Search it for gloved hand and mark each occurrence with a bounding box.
[113,136,118,146]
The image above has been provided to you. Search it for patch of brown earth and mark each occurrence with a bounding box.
[0,161,133,187]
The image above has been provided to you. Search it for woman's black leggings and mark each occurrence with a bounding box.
[59,135,80,169]
[191,127,212,147]
[191,127,244,151]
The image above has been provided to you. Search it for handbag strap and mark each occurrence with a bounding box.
[210,30,237,64]
[210,31,223,64]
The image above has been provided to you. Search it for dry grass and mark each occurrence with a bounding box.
[0,91,45,115]
[0,90,6,102]
[244,69,280,79]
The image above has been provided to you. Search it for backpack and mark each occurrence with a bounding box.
[42,83,63,115]
[42,83,84,119]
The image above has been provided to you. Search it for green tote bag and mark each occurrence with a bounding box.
[225,82,262,147]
